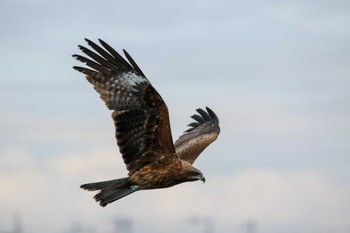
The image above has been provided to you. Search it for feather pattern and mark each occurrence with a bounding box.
[175,107,220,164]
[73,39,175,174]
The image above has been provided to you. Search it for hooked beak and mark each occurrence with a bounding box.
[200,175,206,183]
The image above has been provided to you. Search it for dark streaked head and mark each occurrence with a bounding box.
[183,165,206,183]
[188,170,206,183]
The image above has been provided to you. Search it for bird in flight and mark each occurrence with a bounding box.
[73,39,220,207]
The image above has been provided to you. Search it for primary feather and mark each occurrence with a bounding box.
[175,107,220,164]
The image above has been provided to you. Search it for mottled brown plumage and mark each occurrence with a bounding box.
[73,39,220,207]
[175,107,220,164]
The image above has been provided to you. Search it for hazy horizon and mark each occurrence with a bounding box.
[1,1,350,233]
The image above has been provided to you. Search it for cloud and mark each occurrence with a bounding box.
[1,147,349,232]
[220,169,350,227]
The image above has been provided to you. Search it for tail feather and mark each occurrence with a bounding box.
[80,177,139,206]
[95,186,138,207]
[80,177,128,191]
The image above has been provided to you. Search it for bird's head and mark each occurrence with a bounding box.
[184,166,206,183]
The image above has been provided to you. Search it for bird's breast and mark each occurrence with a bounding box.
[130,160,185,189]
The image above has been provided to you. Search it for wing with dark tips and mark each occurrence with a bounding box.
[175,107,220,164]
[73,39,175,173]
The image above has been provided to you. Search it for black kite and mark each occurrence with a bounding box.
[73,39,220,207]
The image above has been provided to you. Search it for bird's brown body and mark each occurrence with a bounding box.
[130,158,201,189]
[73,39,220,206]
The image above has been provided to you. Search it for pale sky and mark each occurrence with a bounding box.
[1,1,350,233]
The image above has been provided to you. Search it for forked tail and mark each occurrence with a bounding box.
[80,177,139,207]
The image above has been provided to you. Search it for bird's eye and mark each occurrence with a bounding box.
[191,172,200,176]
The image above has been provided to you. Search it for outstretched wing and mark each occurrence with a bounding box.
[175,107,220,164]
[73,38,176,173]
